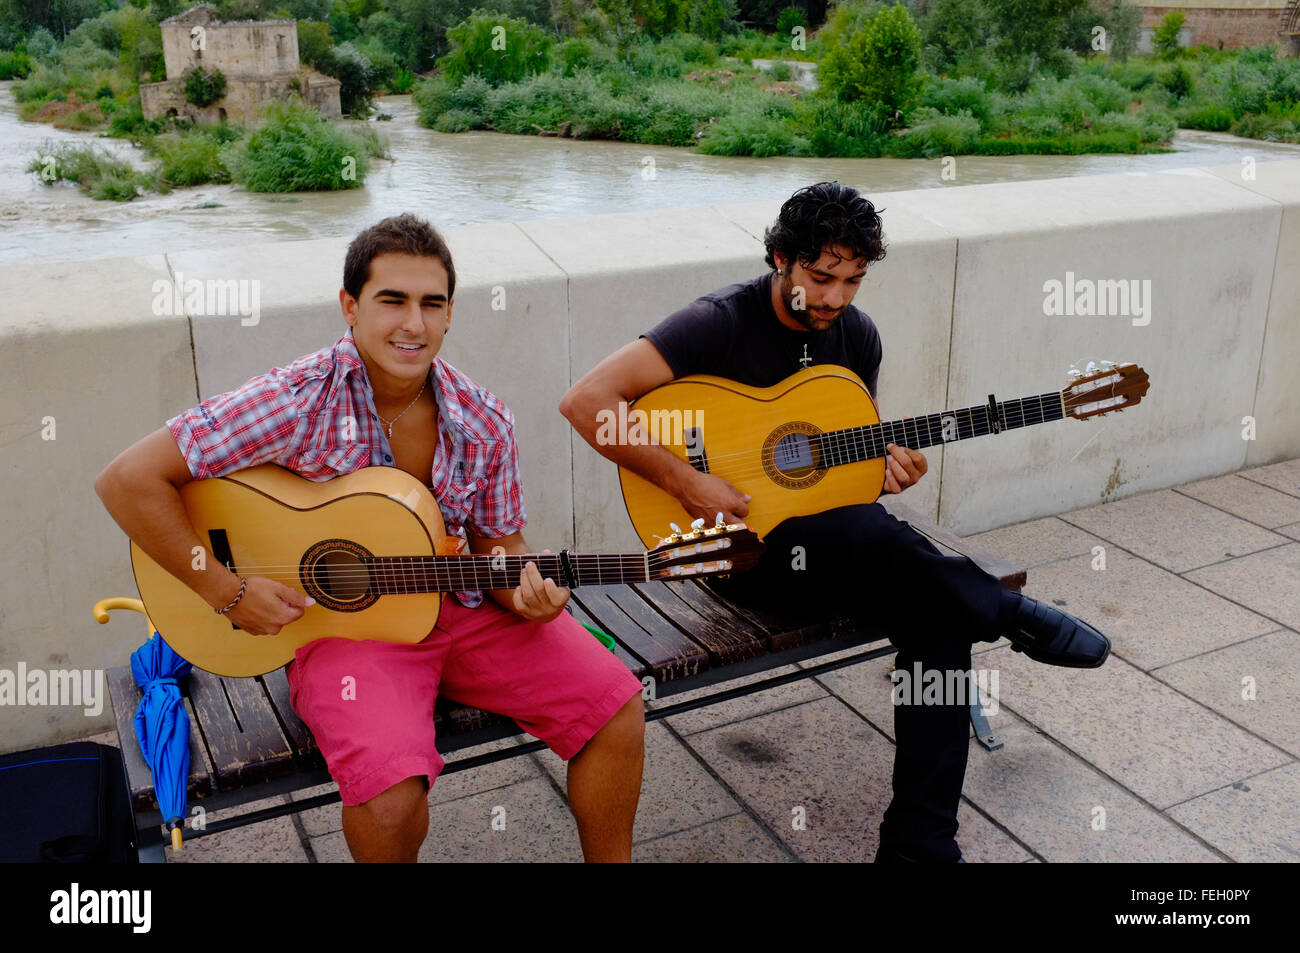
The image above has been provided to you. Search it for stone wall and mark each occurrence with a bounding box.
[161,19,299,80]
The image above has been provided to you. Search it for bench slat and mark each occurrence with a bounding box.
[566,599,648,678]
[572,585,709,682]
[634,581,767,665]
[106,666,212,812]
[260,669,325,771]
[187,668,295,790]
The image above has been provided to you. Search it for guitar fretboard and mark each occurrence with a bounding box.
[815,391,1067,468]
[366,552,651,595]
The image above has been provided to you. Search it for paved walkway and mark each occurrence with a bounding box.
[88,458,1300,862]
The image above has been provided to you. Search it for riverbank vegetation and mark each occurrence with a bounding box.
[4,0,1298,200]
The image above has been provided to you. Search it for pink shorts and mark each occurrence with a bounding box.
[285,597,643,806]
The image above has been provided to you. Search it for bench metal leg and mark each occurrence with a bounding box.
[969,689,1003,752]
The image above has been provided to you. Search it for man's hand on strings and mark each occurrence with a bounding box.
[881,444,927,494]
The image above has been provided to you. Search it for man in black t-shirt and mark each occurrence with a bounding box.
[560,182,1110,863]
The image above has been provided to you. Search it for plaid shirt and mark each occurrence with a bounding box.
[167,329,527,607]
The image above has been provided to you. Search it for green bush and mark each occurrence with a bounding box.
[799,97,889,156]
[696,108,796,156]
[433,108,480,132]
[184,66,227,107]
[1160,62,1194,100]
[439,12,552,87]
[0,49,32,79]
[895,107,981,157]
[767,60,791,81]
[149,130,232,186]
[109,96,163,138]
[1179,102,1233,131]
[821,1,922,121]
[26,141,151,201]
[776,5,806,35]
[920,75,1000,125]
[1152,10,1184,60]
[221,97,370,191]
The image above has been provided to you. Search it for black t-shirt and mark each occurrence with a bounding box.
[640,272,883,397]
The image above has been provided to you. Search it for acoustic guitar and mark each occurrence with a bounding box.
[131,464,762,677]
[618,360,1150,546]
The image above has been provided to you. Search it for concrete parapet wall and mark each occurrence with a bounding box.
[2,159,1298,752]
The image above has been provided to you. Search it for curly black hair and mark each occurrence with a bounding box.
[763,182,887,273]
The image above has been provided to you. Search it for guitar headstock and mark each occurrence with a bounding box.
[647,520,764,580]
[1061,360,1150,421]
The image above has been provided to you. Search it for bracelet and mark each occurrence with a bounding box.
[215,576,247,615]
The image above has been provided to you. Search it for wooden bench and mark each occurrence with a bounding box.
[106,500,1024,862]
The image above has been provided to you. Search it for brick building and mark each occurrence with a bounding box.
[1137,1,1299,55]
[140,5,342,123]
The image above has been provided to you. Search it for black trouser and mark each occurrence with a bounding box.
[708,503,1007,861]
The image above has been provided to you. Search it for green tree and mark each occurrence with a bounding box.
[297,19,333,67]
[317,40,377,114]
[684,0,740,42]
[1151,9,1184,60]
[920,0,993,72]
[1104,0,1140,61]
[821,1,922,122]
[438,11,551,86]
[987,0,1090,73]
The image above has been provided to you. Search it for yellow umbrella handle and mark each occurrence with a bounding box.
[92,597,157,634]
[172,827,184,850]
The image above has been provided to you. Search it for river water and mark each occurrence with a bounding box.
[3,80,1299,265]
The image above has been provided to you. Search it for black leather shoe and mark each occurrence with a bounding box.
[1005,595,1111,668]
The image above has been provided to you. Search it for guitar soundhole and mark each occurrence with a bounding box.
[762,422,827,490]
[301,538,378,613]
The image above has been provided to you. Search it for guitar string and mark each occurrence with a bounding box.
[670,391,1067,473]
[644,396,1063,485]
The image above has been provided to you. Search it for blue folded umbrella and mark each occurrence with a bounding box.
[130,631,193,846]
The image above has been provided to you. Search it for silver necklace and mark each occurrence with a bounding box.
[376,378,427,438]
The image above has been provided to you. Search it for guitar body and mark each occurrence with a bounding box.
[619,365,888,546]
[131,466,447,677]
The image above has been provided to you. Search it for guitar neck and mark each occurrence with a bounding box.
[365,552,649,595]
[821,391,1067,467]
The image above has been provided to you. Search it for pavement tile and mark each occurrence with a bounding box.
[287,735,541,838]
[1184,544,1300,631]
[534,721,743,843]
[417,777,585,863]
[1278,522,1300,542]
[683,696,1022,862]
[1176,475,1300,528]
[1153,629,1300,758]
[1018,550,1277,671]
[961,713,1222,862]
[633,814,792,862]
[656,663,827,735]
[1237,459,1300,498]
[985,645,1290,809]
[316,777,589,862]
[166,794,308,864]
[968,516,1104,569]
[1059,489,1288,573]
[1166,763,1300,863]
[813,651,985,742]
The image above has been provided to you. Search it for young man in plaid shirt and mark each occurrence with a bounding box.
[96,214,646,862]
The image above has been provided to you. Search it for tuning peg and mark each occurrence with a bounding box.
[1084,360,1099,375]
[669,523,682,535]
[715,511,725,527]
[1067,364,1083,381]
[1099,360,1116,371]
[690,518,705,532]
